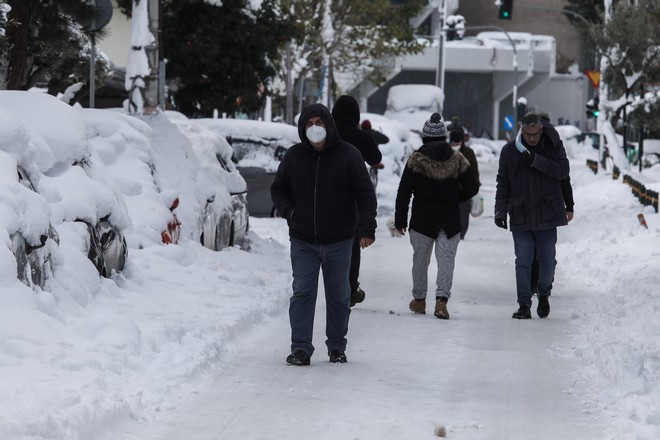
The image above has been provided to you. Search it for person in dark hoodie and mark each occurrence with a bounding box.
[394,113,479,319]
[495,112,570,320]
[331,95,384,308]
[448,124,481,240]
[271,103,377,366]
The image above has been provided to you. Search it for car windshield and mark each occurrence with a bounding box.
[228,136,288,171]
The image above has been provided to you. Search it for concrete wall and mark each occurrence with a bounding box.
[525,74,589,130]
[97,1,131,67]
[457,0,585,73]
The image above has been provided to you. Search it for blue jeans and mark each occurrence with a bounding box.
[289,238,353,356]
[511,229,557,306]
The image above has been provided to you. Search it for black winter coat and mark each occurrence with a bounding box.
[543,123,574,213]
[332,96,383,166]
[270,103,377,245]
[395,141,480,239]
[459,144,480,185]
[495,130,570,231]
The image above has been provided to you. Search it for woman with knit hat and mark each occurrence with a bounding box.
[394,113,479,319]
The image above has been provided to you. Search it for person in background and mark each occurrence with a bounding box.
[494,112,570,319]
[331,95,383,308]
[394,113,479,319]
[361,119,390,146]
[271,103,377,366]
[448,124,480,239]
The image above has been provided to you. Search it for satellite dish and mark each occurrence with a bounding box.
[84,0,113,32]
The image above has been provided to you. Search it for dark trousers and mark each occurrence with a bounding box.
[289,238,353,356]
[512,229,557,306]
[349,229,361,293]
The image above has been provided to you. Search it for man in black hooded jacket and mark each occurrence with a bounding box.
[271,103,377,366]
[331,95,383,308]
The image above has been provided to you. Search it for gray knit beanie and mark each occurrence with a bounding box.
[421,113,447,139]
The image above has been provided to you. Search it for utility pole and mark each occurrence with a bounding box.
[285,42,293,125]
[435,0,447,92]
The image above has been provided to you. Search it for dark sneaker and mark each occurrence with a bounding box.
[286,350,310,366]
[350,288,366,307]
[537,295,550,318]
[409,298,426,314]
[433,297,450,320]
[512,304,532,319]
[328,350,347,363]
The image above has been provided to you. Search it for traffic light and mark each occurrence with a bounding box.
[586,97,600,119]
[498,0,513,20]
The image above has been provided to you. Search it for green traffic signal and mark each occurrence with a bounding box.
[498,0,513,20]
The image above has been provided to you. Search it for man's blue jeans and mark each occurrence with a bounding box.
[512,228,557,306]
[289,238,353,357]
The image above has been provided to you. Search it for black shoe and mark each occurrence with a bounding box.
[512,304,532,319]
[537,295,550,318]
[328,350,347,363]
[350,288,366,307]
[286,350,310,366]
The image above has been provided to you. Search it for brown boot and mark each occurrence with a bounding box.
[434,297,450,320]
[409,298,426,314]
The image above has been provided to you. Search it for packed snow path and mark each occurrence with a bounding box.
[115,162,605,440]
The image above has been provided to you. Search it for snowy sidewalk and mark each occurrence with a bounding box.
[110,162,609,440]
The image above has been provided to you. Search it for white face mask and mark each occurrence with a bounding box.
[451,144,461,152]
[306,125,327,143]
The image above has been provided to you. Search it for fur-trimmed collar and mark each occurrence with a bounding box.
[407,150,471,180]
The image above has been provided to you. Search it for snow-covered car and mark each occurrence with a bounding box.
[361,112,417,177]
[196,118,299,217]
[0,91,130,279]
[82,108,183,250]
[0,153,59,289]
[384,84,445,134]
[140,111,249,250]
[167,112,249,249]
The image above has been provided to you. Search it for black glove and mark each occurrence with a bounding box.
[494,217,508,229]
[521,151,535,166]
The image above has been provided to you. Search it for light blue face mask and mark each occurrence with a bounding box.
[515,130,528,153]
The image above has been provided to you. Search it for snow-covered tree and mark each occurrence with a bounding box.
[118,0,294,117]
[0,1,8,38]
[587,0,660,163]
[125,0,154,114]
[0,0,109,102]
[272,0,426,113]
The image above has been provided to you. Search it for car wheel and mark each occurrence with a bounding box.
[214,216,232,250]
[78,220,104,276]
[10,233,31,287]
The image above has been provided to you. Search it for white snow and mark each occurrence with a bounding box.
[0,90,659,440]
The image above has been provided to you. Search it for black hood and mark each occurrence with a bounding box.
[297,103,340,150]
[418,140,453,162]
[331,95,360,127]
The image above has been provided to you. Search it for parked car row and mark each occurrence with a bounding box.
[0,92,250,292]
[197,118,299,217]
